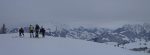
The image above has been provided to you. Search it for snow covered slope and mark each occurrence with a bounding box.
[0,33,149,55]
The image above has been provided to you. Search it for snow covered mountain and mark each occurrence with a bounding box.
[7,23,150,42]
[6,23,150,53]
[0,33,149,55]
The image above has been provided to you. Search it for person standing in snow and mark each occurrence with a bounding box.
[19,27,24,37]
[35,24,40,38]
[40,26,46,38]
[29,25,34,38]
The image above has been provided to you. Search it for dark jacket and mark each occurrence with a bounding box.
[40,28,45,33]
[19,28,24,33]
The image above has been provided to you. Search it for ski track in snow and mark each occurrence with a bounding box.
[0,33,149,55]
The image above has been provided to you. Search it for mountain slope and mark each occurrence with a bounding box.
[0,33,149,55]
[9,23,150,44]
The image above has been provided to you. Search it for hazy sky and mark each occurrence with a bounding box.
[0,0,150,28]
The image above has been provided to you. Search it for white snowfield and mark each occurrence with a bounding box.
[0,33,149,55]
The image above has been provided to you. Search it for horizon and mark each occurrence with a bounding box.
[1,22,150,30]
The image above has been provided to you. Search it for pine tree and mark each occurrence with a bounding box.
[1,24,7,34]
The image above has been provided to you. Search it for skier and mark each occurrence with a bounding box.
[29,25,34,38]
[19,27,24,37]
[35,24,40,38]
[40,26,46,38]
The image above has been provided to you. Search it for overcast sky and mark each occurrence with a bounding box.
[0,0,150,28]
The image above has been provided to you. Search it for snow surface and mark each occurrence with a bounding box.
[0,33,149,55]
[124,39,150,49]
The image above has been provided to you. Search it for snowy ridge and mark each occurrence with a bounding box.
[5,23,150,53]
[0,33,149,55]
[8,23,150,43]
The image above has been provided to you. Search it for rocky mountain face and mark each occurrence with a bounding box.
[93,23,150,44]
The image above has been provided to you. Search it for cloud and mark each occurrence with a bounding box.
[0,0,150,28]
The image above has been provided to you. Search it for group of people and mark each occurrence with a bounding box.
[19,24,46,38]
